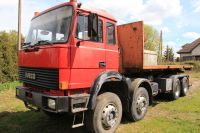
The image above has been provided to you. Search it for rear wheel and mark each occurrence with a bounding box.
[170,79,181,100]
[180,77,189,97]
[128,87,149,121]
[86,92,122,133]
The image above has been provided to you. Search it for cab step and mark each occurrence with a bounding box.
[72,123,84,128]
[72,111,85,128]
[69,94,90,113]
[72,108,88,113]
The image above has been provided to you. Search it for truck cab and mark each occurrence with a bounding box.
[18,1,119,92]
[17,1,122,130]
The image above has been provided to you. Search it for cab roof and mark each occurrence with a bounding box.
[33,2,117,22]
[79,5,117,22]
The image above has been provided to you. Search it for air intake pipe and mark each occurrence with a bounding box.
[70,0,77,2]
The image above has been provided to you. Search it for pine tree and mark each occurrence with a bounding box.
[164,45,174,62]
[168,48,174,62]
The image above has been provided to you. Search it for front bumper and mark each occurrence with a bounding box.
[16,87,90,113]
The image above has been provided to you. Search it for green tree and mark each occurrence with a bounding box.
[144,25,163,64]
[164,45,174,62]
[144,24,160,52]
[0,30,23,83]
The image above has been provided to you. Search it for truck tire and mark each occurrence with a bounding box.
[180,77,189,97]
[170,79,181,100]
[128,87,149,122]
[86,92,122,133]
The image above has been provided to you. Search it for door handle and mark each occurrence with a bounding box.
[99,61,106,68]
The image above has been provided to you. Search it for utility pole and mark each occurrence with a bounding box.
[159,30,163,63]
[18,0,22,50]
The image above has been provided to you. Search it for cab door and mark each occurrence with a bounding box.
[70,15,105,89]
[105,21,119,71]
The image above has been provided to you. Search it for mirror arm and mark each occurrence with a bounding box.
[76,39,91,47]
[76,41,81,47]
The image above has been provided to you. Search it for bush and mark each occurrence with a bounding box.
[0,31,23,83]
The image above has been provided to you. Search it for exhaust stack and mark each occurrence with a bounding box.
[70,0,77,2]
[34,12,40,17]
[18,0,22,50]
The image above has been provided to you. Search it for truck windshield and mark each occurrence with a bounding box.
[24,6,73,47]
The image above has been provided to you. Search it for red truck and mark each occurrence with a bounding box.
[16,0,192,132]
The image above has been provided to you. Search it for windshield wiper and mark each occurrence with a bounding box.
[34,40,53,46]
[23,40,53,49]
[23,42,31,48]
[24,42,31,45]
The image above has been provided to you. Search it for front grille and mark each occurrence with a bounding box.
[19,67,59,89]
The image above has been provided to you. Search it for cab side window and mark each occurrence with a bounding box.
[76,15,90,40]
[98,20,103,43]
[76,15,103,43]
[106,22,116,45]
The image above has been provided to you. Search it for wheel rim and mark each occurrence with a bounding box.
[175,84,180,97]
[136,95,147,115]
[183,80,188,94]
[101,104,118,130]
[183,85,188,94]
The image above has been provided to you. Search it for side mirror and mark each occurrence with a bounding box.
[88,13,98,38]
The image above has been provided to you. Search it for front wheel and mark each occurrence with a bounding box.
[86,92,122,133]
[128,87,149,122]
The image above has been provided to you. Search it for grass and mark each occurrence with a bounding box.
[116,71,200,133]
[161,61,200,71]
[0,90,83,133]
[158,91,200,113]
[117,93,200,133]
[118,116,200,133]
[0,72,200,133]
[183,61,200,71]
[0,81,21,92]
[187,71,200,79]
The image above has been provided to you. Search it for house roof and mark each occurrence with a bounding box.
[177,37,200,54]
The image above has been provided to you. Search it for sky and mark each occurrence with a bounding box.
[0,0,200,56]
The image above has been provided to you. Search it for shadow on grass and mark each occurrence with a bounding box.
[120,94,174,125]
[0,111,88,133]
[0,94,176,133]
[151,93,174,107]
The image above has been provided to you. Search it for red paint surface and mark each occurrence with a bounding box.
[19,2,119,93]
[18,1,191,96]
[18,45,70,69]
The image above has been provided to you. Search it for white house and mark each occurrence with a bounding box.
[177,38,200,61]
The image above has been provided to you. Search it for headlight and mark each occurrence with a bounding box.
[48,99,56,110]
